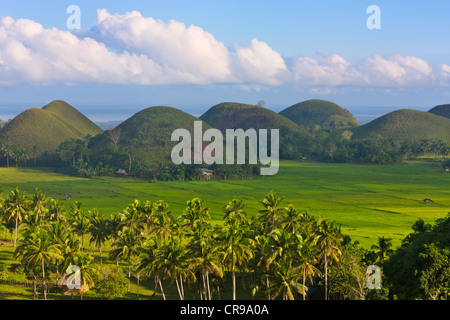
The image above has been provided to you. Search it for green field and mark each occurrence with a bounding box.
[1,161,449,249]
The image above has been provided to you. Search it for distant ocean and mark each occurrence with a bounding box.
[0,104,431,130]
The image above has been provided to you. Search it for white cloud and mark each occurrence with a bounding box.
[0,10,448,90]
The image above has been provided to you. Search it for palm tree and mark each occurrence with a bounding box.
[159,237,193,300]
[69,202,91,251]
[31,188,48,222]
[88,209,110,264]
[4,187,29,247]
[314,218,343,300]
[371,236,394,264]
[152,200,175,241]
[68,252,98,300]
[219,219,254,300]
[258,191,283,230]
[47,198,66,222]
[222,199,247,223]
[121,200,146,234]
[267,260,305,300]
[14,227,62,300]
[109,227,143,292]
[281,204,303,234]
[179,198,211,233]
[296,235,321,300]
[136,236,166,300]
[189,227,223,300]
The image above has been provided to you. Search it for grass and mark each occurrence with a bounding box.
[0,161,449,249]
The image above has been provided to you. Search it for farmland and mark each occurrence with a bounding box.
[1,160,448,249]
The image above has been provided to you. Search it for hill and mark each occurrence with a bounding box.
[279,99,359,130]
[428,104,450,119]
[200,102,312,159]
[0,101,103,153]
[351,109,450,142]
[0,108,81,152]
[90,106,212,164]
[42,100,103,137]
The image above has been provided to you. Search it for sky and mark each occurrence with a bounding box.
[1,0,450,120]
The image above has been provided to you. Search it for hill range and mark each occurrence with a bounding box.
[1,100,450,163]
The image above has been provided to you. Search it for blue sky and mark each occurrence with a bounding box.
[1,0,450,119]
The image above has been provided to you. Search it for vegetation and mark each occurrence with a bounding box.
[351,109,450,143]
[279,99,359,130]
[428,104,450,119]
[1,186,449,300]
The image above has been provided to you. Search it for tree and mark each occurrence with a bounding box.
[4,187,29,247]
[93,265,127,300]
[69,202,91,251]
[267,260,305,300]
[109,227,143,292]
[418,244,450,300]
[371,236,394,264]
[296,235,321,300]
[314,218,343,300]
[89,209,110,264]
[258,191,283,231]
[69,251,98,300]
[219,218,254,300]
[14,227,62,300]
[223,199,247,224]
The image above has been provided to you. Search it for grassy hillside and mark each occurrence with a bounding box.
[0,108,80,152]
[428,104,450,119]
[42,100,103,137]
[351,109,450,142]
[279,99,359,130]
[200,102,312,159]
[0,101,103,153]
[91,106,212,164]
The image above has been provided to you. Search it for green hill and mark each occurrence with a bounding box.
[279,99,359,130]
[200,102,312,159]
[91,106,212,164]
[351,109,450,142]
[428,104,450,119]
[42,100,103,137]
[0,101,103,153]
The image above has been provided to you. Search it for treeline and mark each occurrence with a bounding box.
[1,187,449,300]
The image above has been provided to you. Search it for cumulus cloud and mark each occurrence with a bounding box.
[0,9,448,89]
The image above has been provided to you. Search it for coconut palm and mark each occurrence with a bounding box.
[69,201,91,251]
[152,200,175,240]
[109,227,143,292]
[179,198,211,233]
[267,260,305,300]
[222,199,247,223]
[296,235,321,300]
[4,187,29,247]
[159,236,193,300]
[88,209,110,264]
[258,191,283,230]
[219,219,254,300]
[136,236,166,299]
[314,218,343,300]
[121,200,146,234]
[14,227,62,300]
[189,227,223,300]
[68,251,98,300]
[47,198,66,222]
[371,236,394,264]
[31,188,48,222]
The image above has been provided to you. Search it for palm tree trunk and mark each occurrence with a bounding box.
[14,217,18,247]
[41,257,47,300]
[99,247,102,265]
[175,278,183,300]
[232,264,236,300]
[137,273,140,299]
[303,266,307,300]
[180,275,184,300]
[206,271,211,300]
[324,253,328,301]
[266,276,271,300]
[127,262,131,292]
[158,276,166,300]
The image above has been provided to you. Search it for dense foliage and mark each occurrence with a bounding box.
[1,187,449,300]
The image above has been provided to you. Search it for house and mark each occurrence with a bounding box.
[58,274,89,295]
[116,169,127,175]
[200,168,214,180]
[63,194,71,201]
[445,166,449,172]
